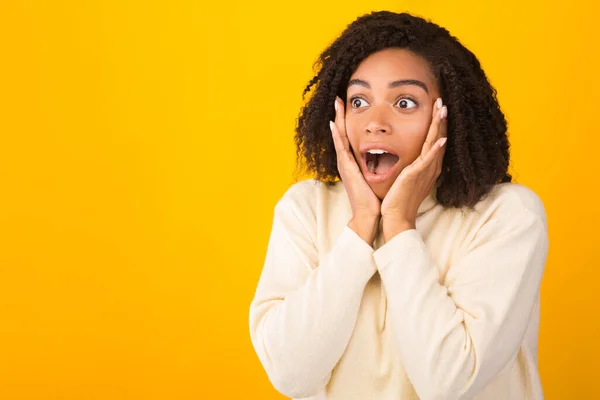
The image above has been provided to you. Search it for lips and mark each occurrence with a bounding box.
[358,143,401,184]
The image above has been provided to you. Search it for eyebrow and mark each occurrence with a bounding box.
[347,78,429,94]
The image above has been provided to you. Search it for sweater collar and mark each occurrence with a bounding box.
[418,186,438,216]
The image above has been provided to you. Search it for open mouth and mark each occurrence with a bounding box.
[363,150,400,175]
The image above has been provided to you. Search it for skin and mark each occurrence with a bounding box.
[330,48,448,246]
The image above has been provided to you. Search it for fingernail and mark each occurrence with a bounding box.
[440,106,447,119]
[436,98,443,109]
[439,137,447,147]
[329,121,334,133]
[334,97,339,112]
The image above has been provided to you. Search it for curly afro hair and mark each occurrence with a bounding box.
[294,11,512,209]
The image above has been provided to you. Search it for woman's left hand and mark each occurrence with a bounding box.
[380,98,448,240]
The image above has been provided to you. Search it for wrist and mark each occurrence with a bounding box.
[348,215,379,246]
[381,217,415,243]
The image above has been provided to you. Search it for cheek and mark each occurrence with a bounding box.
[395,117,432,156]
[395,118,431,165]
[399,116,431,138]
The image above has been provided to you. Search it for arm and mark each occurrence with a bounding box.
[249,194,377,398]
[374,208,548,400]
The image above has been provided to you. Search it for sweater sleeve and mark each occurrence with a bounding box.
[249,191,377,398]
[373,205,548,400]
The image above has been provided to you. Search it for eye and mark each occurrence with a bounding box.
[397,98,417,109]
[350,97,369,109]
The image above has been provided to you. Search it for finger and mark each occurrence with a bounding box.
[333,97,362,174]
[334,96,350,151]
[439,105,448,139]
[422,137,447,170]
[435,116,448,173]
[420,98,441,155]
[421,97,445,157]
[330,120,345,154]
[330,119,361,175]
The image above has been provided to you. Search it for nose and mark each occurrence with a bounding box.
[365,104,392,135]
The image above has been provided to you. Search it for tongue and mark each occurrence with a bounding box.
[375,153,399,174]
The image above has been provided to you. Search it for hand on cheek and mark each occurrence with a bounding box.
[380,97,448,242]
[330,97,382,246]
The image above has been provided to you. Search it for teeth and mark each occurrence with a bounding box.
[367,149,388,154]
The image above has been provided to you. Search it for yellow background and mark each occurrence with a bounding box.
[0,1,598,399]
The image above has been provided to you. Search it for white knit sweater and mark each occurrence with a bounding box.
[249,179,548,400]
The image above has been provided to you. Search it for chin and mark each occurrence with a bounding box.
[369,181,392,200]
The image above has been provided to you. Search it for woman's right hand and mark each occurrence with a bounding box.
[330,96,381,245]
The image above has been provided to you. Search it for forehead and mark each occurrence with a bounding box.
[349,48,435,87]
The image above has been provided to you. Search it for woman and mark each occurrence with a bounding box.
[249,11,548,400]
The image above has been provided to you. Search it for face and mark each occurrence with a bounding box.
[345,48,441,200]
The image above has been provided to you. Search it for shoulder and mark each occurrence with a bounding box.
[469,182,547,232]
[278,178,321,204]
[275,179,319,213]
[271,179,343,244]
[480,182,546,214]
[453,183,549,255]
